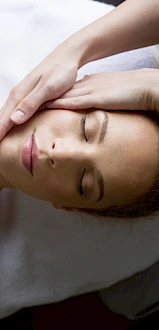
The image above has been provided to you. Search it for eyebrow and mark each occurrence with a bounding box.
[94,111,108,203]
[98,111,108,144]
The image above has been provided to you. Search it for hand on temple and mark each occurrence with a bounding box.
[0,0,158,141]
[47,69,159,112]
[0,44,79,141]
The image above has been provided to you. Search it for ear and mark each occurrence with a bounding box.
[52,203,79,212]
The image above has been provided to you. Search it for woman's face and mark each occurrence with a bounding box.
[0,109,159,210]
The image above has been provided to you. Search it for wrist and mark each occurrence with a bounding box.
[138,68,159,112]
[60,32,91,69]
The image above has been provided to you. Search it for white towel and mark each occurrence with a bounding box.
[152,45,159,68]
[0,0,159,319]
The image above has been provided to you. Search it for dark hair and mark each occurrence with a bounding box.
[83,111,159,219]
[84,171,159,218]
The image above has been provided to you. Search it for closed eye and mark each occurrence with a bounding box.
[79,114,87,196]
[81,114,88,142]
[79,168,85,196]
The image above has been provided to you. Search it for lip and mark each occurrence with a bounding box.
[22,132,37,175]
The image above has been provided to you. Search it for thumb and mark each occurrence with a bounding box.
[10,87,47,124]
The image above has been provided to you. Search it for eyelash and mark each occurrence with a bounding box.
[79,115,88,195]
[79,169,85,196]
[81,115,88,142]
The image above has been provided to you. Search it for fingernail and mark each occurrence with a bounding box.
[10,110,25,123]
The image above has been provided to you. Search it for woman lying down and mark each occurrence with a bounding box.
[1,108,159,321]
[1,0,159,321]
[1,108,159,218]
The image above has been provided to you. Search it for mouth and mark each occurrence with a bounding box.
[21,132,37,175]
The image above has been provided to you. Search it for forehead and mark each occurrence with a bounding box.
[32,109,159,210]
[40,108,101,122]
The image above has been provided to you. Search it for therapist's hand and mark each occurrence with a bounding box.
[48,69,159,112]
[0,45,79,141]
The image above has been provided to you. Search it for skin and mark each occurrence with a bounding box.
[0,109,159,212]
[49,70,159,113]
[0,0,159,141]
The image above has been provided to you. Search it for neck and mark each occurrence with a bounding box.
[0,172,13,190]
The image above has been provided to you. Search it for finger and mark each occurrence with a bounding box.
[58,87,91,99]
[0,72,40,119]
[0,74,41,140]
[0,118,14,141]
[10,74,74,124]
[45,95,96,110]
[10,87,47,123]
[36,83,85,112]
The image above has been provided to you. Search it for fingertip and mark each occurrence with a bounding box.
[10,110,26,124]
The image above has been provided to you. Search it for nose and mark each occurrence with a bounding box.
[50,139,86,167]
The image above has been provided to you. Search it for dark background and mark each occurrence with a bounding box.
[96,0,125,6]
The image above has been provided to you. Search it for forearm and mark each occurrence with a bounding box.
[64,0,159,68]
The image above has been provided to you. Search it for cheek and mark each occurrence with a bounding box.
[50,179,77,206]
[50,184,69,204]
[0,138,20,178]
